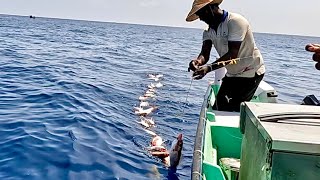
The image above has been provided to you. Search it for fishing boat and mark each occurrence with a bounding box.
[191,79,320,180]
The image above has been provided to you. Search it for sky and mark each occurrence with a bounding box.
[1,0,320,37]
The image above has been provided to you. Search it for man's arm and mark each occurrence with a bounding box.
[211,15,247,66]
[188,40,212,71]
[192,41,242,80]
[215,41,241,63]
[207,41,241,71]
[198,40,213,65]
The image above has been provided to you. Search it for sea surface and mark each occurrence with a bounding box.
[0,14,319,180]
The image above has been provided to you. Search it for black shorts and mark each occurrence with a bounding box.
[213,73,264,112]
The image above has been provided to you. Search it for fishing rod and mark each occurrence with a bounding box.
[209,56,253,71]
[193,56,253,79]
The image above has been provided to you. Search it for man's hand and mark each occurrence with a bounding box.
[188,56,205,72]
[188,60,198,72]
[192,65,211,80]
[306,44,320,70]
[306,44,320,53]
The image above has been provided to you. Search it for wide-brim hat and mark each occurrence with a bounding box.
[186,0,223,22]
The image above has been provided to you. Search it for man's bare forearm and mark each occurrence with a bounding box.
[198,40,212,65]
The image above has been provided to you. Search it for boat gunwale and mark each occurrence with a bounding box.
[191,86,212,180]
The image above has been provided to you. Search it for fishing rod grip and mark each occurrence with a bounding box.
[209,58,239,72]
[209,62,225,72]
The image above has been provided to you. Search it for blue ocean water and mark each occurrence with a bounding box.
[0,14,319,180]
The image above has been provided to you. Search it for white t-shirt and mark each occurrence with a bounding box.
[203,12,265,78]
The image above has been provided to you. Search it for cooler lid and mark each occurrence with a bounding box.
[242,102,320,154]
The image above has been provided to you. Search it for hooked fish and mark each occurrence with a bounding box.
[145,89,156,95]
[144,92,155,98]
[149,136,170,160]
[139,101,149,107]
[149,77,160,82]
[148,82,163,89]
[137,119,151,128]
[155,82,163,88]
[134,106,157,116]
[148,74,163,78]
[148,83,156,89]
[139,95,149,101]
[148,74,163,81]
[148,134,183,169]
[147,88,156,93]
[168,134,183,168]
[141,117,155,126]
[144,129,157,136]
[151,136,163,146]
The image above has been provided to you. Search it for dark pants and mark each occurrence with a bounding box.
[213,73,264,112]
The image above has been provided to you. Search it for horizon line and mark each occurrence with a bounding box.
[1,13,319,38]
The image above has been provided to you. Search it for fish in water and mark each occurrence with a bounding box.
[149,136,169,160]
[168,134,183,169]
[145,89,156,95]
[137,119,151,128]
[148,74,163,78]
[148,83,156,89]
[149,77,160,82]
[148,82,163,89]
[148,134,183,169]
[147,88,156,93]
[137,116,155,128]
[151,136,163,146]
[155,82,163,88]
[144,129,157,136]
[144,92,155,98]
[148,74,163,81]
[134,106,157,116]
[139,101,149,107]
[139,95,149,101]
[141,117,155,126]
[134,107,143,111]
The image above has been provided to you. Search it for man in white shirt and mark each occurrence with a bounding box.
[186,0,265,112]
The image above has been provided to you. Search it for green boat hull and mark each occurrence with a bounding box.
[192,82,320,180]
[192,82,276,180]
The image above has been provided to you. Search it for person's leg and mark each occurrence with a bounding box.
[240,73,264,102]
[230,73,264,112]
[213,74,264,112]
[213,76,237,111]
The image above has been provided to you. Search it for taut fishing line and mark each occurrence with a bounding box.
[175,78,193,117]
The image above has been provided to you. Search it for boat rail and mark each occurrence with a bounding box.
[191,86,211,180]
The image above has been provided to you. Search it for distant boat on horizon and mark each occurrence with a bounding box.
[29,15,35,19]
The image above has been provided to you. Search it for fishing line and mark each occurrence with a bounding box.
[175,78,193,117]
[183,78,194,112]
